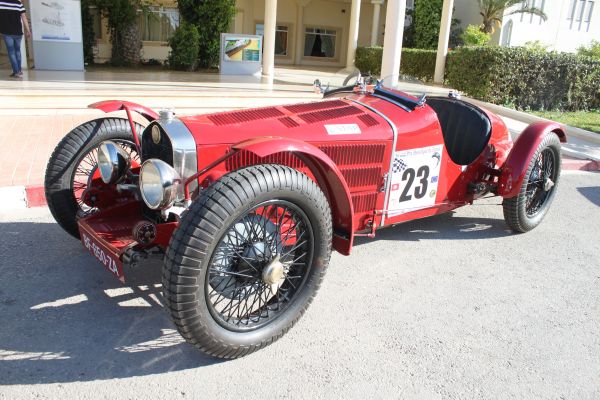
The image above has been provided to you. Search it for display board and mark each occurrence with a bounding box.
[220,34,262,76]
[30,0,84,70]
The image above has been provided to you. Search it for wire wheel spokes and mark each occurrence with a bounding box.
[206,200,314,332]
[72,140,139,216]
[525,148,555,217]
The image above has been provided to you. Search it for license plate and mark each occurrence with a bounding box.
[80,228,124,282]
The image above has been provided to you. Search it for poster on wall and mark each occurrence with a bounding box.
[30,0,83,42]
[220,33,262,76]
[223,36,262,62]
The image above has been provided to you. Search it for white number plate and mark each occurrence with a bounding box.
[387,144,443,216]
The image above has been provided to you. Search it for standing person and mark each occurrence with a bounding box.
[0,0,31,78]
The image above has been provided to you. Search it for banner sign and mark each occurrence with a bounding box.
[220,34,262,76]
[30,0,83,42]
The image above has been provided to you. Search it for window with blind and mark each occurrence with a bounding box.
[138,7,179,42]
[304,27,337,58]
[255,23,289,56]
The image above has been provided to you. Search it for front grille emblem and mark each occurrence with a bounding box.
[151,125,161,144]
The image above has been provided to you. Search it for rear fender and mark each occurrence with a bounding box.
[497,121,566,198]
[233,137,355,255]
[88,100,159,122]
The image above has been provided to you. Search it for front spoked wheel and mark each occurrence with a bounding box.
[207,200,314,331]
[163,165,332,358]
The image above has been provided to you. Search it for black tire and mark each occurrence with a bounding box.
[503,132,561,233]
[163,164,332,359]
[44,117,143,238]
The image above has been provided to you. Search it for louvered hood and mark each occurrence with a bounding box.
[178,98,394,146]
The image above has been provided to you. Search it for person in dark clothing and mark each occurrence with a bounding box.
[0,0,31,78]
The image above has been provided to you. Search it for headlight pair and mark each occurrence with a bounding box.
[97,141,180,210]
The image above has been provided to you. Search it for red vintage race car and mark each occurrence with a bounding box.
[44,75,565,359]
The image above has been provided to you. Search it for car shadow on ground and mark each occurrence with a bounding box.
[353,211,513,247]
[0,221,224,386]
[577,186,600,207]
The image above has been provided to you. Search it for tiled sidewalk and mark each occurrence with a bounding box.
[1,66,597,192]
[0,114,97,187]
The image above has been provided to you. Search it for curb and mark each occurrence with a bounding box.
[3,155,597,210]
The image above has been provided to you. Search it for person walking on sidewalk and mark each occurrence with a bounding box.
[0,0,31,78]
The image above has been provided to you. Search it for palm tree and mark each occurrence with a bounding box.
[477,0,547,33]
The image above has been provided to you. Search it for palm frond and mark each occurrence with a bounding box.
[507,6,548,21]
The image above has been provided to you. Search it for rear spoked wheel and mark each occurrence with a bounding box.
[163,164,332,358]
[503,133,561,232]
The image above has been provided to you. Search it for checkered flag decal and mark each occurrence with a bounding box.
[392,157,407,173]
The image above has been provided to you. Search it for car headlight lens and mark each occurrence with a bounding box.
[140,159,181,210]
[97,141,131,184]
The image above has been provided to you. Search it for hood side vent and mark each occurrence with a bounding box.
[340,166,382,189]
[298,105,362,124]
[279,116,300,128]
[208,107,284,126]
[318,143,386,166]
[284,100,347,113]
[358,114,379,127]
[352,192,378,213]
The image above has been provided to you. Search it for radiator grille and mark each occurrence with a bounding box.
[208,107,284,126]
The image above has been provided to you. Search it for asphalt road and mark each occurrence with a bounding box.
[1,171,599,400]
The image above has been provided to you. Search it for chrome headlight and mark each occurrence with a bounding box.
[97,141,131,184]
[139,159,181,210]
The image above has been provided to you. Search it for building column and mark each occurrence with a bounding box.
[295,1,309,65]
[433,0,454,84]
[345,0,361,70]
[380,0,406,87]
[263,0,278,78]
[370,0,383,46]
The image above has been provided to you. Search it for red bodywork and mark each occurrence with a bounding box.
[79,89,565,281]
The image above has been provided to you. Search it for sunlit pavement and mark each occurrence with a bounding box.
[0,171,598,399]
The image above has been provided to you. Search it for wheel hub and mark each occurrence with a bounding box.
[262,256,285,285]
[543,177,554,192]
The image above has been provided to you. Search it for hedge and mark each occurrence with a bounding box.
[446,46,600,111]
[355,46,437,82]
[356,45,600,111]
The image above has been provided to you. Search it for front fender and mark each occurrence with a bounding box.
[233,137,355,255]
[497,121,566,198]
[88,100,159,122]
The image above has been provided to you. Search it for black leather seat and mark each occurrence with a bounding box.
[427,97,492,166]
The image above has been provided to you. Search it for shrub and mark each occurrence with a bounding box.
[577,40,600,59]
[177,0,236,69]
[168,23,201,71]
[413,0,443,49]
[523,40,550,53]
[446,46,600,111]
[460,25,490,46]
[355,47,437,82]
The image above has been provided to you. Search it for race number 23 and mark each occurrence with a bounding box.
[399,165,430,202]
[388,144,443,216]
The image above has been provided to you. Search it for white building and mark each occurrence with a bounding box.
[2,0,598,72]
[496,0,599,52]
